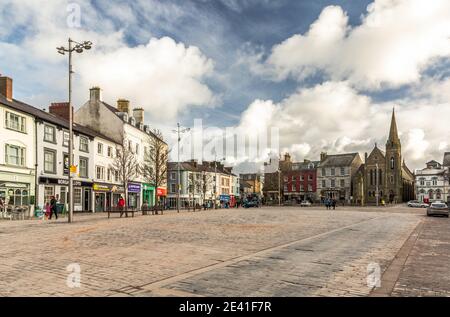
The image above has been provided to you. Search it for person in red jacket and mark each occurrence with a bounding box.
[117,196,125,210]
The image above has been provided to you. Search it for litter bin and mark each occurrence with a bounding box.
[56,203,66,216]
[35,208,44,219]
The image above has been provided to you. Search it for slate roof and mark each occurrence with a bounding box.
[319,153,359,167]
[100,100,166,145]
[0,94,118,144]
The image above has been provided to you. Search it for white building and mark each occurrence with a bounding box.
[92,135,124,211]
[75,87,168,209]
[0,76,36,216]
[415,160,449,203]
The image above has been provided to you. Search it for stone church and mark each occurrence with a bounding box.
[353,109,415,205]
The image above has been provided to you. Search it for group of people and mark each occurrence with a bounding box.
[324,198,337,210]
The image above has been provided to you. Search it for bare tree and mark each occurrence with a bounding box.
[110,132,139,208]
[200,170,215,207]
[141,129,169,207]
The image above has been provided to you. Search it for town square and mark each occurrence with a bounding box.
[1,0,450,301]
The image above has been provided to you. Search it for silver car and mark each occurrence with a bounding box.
[427,202,449,217]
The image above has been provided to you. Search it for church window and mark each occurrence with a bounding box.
[370,170,373,185]
[390,175,394,184]
[390,157,394,169]
[379,170,382,185]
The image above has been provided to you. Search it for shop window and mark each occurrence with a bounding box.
[44,186,54,204]
[74,188,82,205]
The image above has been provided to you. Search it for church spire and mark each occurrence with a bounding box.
[387,107,400,147]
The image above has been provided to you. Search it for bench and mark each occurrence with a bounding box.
[107,207,135,218]
[142,205,164,215]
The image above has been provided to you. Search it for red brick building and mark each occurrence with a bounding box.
[284,160,319,203]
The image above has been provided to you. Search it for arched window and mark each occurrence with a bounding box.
[379,170,382,185]
[390,157,395,169]
[370,170,373,185]
[428,189,434,200]
[436,190,442,200]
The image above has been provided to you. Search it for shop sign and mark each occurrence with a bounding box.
[156,187,167,196]
[93,183,110,192]
[220,194,230,202]
[111,185,125,193]
[128,183,141,193]
[143,184,155,191]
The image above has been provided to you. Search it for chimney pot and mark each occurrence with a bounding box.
[89,87,102,102]
[133,107,144,125]
[0,76,13,101]
[117,99,130,115]
[49,102,71,120]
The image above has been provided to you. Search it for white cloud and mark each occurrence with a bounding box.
[0,0,217,121]
[264,0,450,89]
[77,36,216,120]
[229,80,450,171]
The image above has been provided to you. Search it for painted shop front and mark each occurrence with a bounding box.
[0,179,33,207]
[142,183,155,207]
[156,187,167,207]
[127,182,141,209]
[38,177,92,212]
[93,183,125,212]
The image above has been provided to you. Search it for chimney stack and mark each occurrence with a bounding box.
[0,75,13,101]
[117,99,130,115]
[133,107,144,125]
[89,87,102,102]
[320,152,327,162]
[49,102,71,121]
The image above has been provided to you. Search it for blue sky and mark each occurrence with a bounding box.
[0,0,449,171]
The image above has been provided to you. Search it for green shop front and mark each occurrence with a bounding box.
[0,170,35,212]
[142,183,155,207]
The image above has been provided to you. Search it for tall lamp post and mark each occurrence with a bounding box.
[173,123,190,213]
[214,154,225,209]
[57,38,92,223]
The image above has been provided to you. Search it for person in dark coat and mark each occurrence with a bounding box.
[49,196,58,220]
[332,199,336,210]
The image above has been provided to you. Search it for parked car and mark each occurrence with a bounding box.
[419,202,429,208]
[426,202,449,217]
[407,200,421,208]
[244,200,259,208]
[300,201,312,207]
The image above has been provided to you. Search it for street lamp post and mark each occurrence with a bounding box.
[376,163,379,207]
[173,123,189,213]
[57,38,92,223]
[278,168,281,206]
[214,154,225,209]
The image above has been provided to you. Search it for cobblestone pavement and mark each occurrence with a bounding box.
[0,206,423,296]
[391,214,450,297]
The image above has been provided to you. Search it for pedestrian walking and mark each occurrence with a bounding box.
[44,202,51,220]
[49,196,58,220]
[332,199,336,210]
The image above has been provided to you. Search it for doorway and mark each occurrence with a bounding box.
[95,193,105,212]
[83,188,90,212]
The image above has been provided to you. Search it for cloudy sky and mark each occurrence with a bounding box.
[0,0,449,172]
